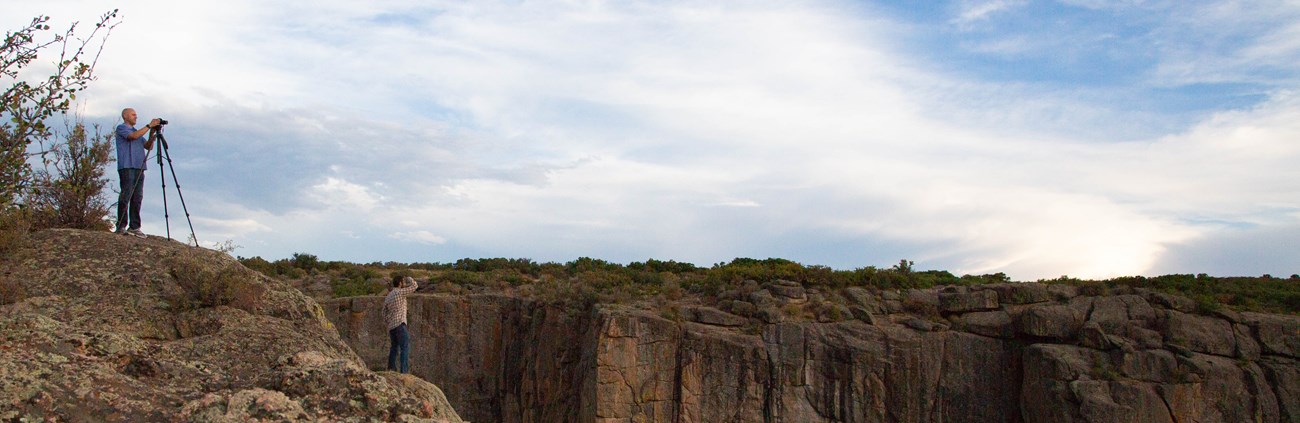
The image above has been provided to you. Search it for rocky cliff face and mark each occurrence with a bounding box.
[0,229,464,422]
[324,282,1300,423]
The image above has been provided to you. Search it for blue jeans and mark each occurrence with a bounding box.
[388,323,410,373]
[116,168,145,231]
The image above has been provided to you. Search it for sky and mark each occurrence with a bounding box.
[5,0,1299,280]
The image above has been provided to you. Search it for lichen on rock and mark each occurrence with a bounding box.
[0,229,464,422]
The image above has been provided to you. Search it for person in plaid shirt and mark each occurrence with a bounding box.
[384,276,418,373]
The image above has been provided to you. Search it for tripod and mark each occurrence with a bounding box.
[150,126,199,245]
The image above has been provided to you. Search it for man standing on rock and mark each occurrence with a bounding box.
[384,276,418,374]
[114,108,160,238]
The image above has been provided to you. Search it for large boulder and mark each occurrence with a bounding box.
[939,289,1000,313]
[1021,343,1283,423]
[951,310,1015,338]
[0,229,463,422]
[1240,312,1300,359]
[1163,310,1237,357]
[1019,304,1084,340]
[686,306,748,327]
[1137,289,1197,313]
[766,280,807,302]
[840,287,884,315]
[988,283,1056,305]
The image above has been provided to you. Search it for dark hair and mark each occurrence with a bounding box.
[391,275,403,287]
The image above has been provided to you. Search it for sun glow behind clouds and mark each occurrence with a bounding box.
[6,0,1299,279]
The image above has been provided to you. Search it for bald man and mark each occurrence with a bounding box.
[114,108,160,238]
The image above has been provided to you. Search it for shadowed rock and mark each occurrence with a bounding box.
[323,278,1300,423]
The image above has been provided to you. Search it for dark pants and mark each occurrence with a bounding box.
[116,168,145,231]
[388,323,410,374]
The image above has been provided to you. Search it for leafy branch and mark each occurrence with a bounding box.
[1,10,120,208]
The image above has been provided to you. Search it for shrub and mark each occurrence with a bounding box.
[1194,294,1223,315]
[436,270,484,287]
[958,272,1010,285]
[487,269,530,287]
[238,256,275,276]
[2,12,120,209]
[531,277,600,312]
[25,123,113,231]
[454,257,540,276]
[659,278,684,301]
[332,277,385,298]
[165,251,250,312]
[538,263,568,281]
[233,251,1300,316]
[1076,280,1109,297]
[1285,293,1300,312]
[0,276,22,305]
[565,257,622,275]
[627,259,699,273]
[0,208,31,257]
[781,302,808,319]
[573,269,634,293]
[657,303,683,322]
[291,252,319,271]
[1093,362,1120,381]
[630,270,665,287]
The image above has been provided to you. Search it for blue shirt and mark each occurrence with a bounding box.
[115,123,148,170]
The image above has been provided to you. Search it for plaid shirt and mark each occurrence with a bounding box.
[383,280,418,330]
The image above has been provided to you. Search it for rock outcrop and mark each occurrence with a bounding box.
[0,229,464,422]
[325,284,1300,423]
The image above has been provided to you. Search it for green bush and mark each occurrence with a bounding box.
[165,251,248,312]
[238,256,274,276]
[236,252,1300,316]
[0,208,31,257]
[1076,281,1109,297]
[331,277,385,298]
[454,257,540,276]
[0,276,22,306]
[291,252,319,271]
[487,269,530,287]
[25,123,113,231]
[0,213,25,304]
[565,257,622,275]
[531,277,600,312]
[2,11,119,209]
[627,259,699,273]
[1194,294,1223,314]
[436,270,484,286]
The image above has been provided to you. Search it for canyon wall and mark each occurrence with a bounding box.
[322,283,1300,423]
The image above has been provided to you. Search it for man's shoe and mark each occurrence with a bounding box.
[127,228,147,238]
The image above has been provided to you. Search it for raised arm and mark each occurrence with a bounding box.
[395,277,419,296]
[123,118,162,141]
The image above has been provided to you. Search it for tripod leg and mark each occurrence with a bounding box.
[158,133,199,246]
[158,148,171,240]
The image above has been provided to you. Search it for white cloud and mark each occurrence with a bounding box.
[309,177,383,212]
[709,199,761,208]
[1147,1,1300,86]
[951,0,1027,25]
[389,231,448,245]
[7,0,1299,279]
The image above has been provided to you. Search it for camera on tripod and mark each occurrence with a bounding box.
[155,118,169,126]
